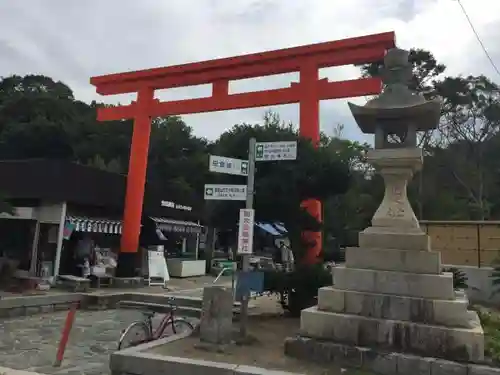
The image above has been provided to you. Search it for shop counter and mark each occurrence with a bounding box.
[166,258,206,278]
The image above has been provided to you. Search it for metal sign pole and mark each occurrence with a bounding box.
[239,137,256,338]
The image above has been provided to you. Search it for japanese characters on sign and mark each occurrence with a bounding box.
[204,184,247,201]
[237,208,255,255]
[160,200,192,211]
[255,141,297,161]
[157,223,202,234]
[209,155,249,176]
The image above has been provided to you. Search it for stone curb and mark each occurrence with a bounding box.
[0,293,83,318]
[110,328,305,375]
[284,336,500,375]
[0,292,202,317]
[0,366,46,375]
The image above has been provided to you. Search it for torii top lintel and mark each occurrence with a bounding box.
[90,31,395,121]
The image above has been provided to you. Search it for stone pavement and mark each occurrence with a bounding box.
[0,309,196,375]
[0,275,232,375]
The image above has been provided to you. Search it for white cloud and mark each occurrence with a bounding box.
[0,0,498,142]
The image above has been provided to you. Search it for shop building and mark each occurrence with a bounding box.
[0,159,205,284]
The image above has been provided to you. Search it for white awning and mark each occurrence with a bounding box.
[66,216,122,234]
[150,217,202,234]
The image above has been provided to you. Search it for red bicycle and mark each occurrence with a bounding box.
[117,297,193,350]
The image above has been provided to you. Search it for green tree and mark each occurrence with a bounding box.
[359,49,447,218]
[359,48,500,221]
[0,75,210,203]
[208,112,350,262]
[321,133,380,247]
[433,75,500,219]
[147,116,210,202]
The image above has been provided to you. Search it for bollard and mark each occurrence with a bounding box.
[54,302,78,367]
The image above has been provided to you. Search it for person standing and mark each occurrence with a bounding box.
[280,242,294,272]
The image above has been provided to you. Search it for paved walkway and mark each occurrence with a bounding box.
[0,276,231,375]
[0,309,139,375]
[0,274,240,375]
[0,308,198,375]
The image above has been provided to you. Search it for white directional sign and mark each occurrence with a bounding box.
[209,155,249,176]
[255,141,297,161]
[237,209,255,254]
[204,184,247,201]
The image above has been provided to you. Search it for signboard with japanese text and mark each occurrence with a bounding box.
[255,141,297,161]
[204,184,247,201]
[209,155,249,176]
[237,208,255,254]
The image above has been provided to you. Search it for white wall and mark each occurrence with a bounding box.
[35,202,65,223]
[0,207,36,220]
[445,264,500,306]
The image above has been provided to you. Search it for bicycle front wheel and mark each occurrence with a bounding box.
[172,318,194,335]
[118,321,151,350]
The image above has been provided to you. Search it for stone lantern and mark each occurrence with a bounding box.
[288,48,484,365]
[348,48,441,239]
[349,48,441,150]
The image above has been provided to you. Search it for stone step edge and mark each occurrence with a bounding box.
[335,264,453,278]
[300,307,484,362]
[344,246,442,274]
[333,266,455,300]
[317,287,473,329]
[284,336,496,375]
[320,286,469,304]
[301,306,483,335]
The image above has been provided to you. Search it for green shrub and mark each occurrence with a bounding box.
[475,307,500,363]
[263,264,332,317]
[442,267,468,289]
[490,263,500,296]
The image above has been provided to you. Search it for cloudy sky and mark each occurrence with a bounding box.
[1,0,499,142]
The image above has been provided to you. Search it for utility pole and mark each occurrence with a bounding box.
[239,137,256,338]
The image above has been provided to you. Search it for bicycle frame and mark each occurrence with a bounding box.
[141,307,176,340]
[152,313,174,339]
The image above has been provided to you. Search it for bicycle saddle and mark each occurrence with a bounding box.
[142,310,155,318]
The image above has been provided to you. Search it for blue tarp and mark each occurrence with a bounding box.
[273,223,287,233]
[255,222,288,236]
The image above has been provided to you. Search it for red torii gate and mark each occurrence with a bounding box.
[90,31,395,268]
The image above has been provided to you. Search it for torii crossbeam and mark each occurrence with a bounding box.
[90,31,396,273]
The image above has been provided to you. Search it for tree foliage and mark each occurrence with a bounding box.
[0,47,499,258]
[356,48,500,223]
[207,112,351,261]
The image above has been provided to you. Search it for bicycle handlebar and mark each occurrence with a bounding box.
[166,297,177,309]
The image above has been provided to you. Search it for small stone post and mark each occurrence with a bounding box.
[199,286,233,345]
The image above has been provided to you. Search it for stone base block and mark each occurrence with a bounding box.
[346,247,441,274]
[359,228,430,251]
[300,306,484,362]
[284,336,498,375]
[334,266,455,300]
[318,287,472,328]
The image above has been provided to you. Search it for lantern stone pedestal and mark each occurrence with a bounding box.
[285,48,484,369]
[297,148,484,362]
[360,148,430,252]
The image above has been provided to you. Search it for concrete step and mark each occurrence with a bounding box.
[124,293,240,310]
[300,305,484,362]
[345,247,441,274]
[318,286,472,328]
[334,266,455,300]
[118,300,201,318]
[57,275,90,293]
[118,299,242,319]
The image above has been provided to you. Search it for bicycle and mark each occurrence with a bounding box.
[117,297,194,350]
